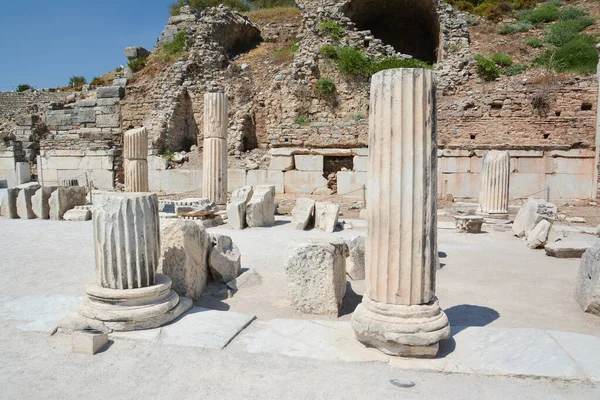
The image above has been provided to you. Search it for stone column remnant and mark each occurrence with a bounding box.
[202,93,228,205]
[351,69,450,357]
[124,127,149,192]
[477,150,510,218]
[70,192,192,332]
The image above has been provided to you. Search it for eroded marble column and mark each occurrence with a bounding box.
[202,93,228,204]
[351,69,450,357]
[124,127,149,192]
[478,150,510,218]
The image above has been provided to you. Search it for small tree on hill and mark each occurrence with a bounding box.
[69,76,87,87]
[16,84,33,92]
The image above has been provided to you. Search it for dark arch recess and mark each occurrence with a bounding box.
[341,0,441,64]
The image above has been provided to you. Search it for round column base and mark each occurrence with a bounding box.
[351,297,450,357]
[61,274,192,332]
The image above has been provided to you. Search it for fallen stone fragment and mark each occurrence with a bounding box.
[346,236,365,280]
[158,220,210,300]
[72,329,108,355]
[31,187,58,219]
[545,241,593,259]
[124,46,150,60]
[566,217,586,224]
[284,239,347,316]
[291,197,315,230]
[455,216,484,233]
[246,185,275,227]
[227,186,254,230]
[226,269,262,291]
[575,242,600,316]
[2,188,20,219]
[512,198,538,238]
[314,201,340,233]
[208,234,241,283]
[63,206,92,221]
[16,183,41,219]
[527,220,552,249]
[49,186,87,220]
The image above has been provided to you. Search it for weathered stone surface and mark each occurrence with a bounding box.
[291,197,315,230]
[269,156,294,171]
[478,150,510,216]
[96,86,125,99]
[575,243,600,315]
[545,241,593,259]
[455,216,484,233]
[72,329,108,355]
[49,186,86,220]
[93,192,160,289]
[63,206,92,221]
[159,219,210,300]
[16,183,41,219]
[208,234,241,283]
[226,268,262,290]
[124,127,149,192]
[124,46,151,60]
[346,236,365,280]
[284,171,329,194]
[284,239,347,316]
[227,186,254,230]
[512,198,539,238]
[351,69,449,357]
[1,188,20,219]
[294,155,323,171]
[246,185,275,227]
[527,220,552,249]
[314,201,340,233]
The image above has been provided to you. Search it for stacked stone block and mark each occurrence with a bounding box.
[124,127,149,192]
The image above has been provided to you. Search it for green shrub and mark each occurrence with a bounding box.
[316,78,336,100]
[546,0,563,7]
[450,0,475,12]
[512,0,540,10]
[371,56,433,73]
[526,37,544,47]
[318,20,345,41]
[160,31,186,60]
[544,18,595,46]
[516,3,560,24]
[503,63,528,75]
[319,44,338,59]
[336,47,372,78]
[499,21,534,34]
[351,113,366,122]
[293,115,309,126]
[490,53,513,67]
[474,0,513,21]
[90,76,105,86]
[251,0,296,8]
[69,76,87,87]
[127,57,147,73]
[559,6,588,21]
[474,54,501,81]
[548,35,598,73]
[273,43,299,62]
[161,149,175,161]
[16,84,32,92]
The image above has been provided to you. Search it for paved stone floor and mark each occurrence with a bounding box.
[1,217,600,398]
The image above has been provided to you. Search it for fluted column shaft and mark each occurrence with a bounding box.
[202,93,228,204]
[93,192,160,289]
[351,69,449,357]
[366,69,437,305]
[478,150,510,216]
[124,127,149,192]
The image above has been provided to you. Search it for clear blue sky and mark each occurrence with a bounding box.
[0,0,173,90]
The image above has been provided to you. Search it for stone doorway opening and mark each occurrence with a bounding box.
[324,156,353,194]
[168,91,200,152]
[341,0,441,64]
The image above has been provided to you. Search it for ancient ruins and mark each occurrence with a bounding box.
[1,0,600,396]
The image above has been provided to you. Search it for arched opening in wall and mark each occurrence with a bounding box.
[341,0,441,64]
[168,91,200,152]
[324,156,354,194]
[241,113,258,152]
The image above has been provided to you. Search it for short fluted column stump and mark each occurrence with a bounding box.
[59,192,192,332]
[350,69,450,357]
[123,127,149,193]
[477,150,510,219]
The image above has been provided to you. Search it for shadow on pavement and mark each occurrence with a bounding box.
[438,304,500,357]
[339,283,363,317]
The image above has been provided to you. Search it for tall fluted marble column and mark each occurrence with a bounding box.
[202,93,228,204]
[124,127,149,193]
[477,150,510,218]
[71,192,192,331]
[351,69,450,357]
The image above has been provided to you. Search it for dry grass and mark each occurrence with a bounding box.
[243,6,300,25]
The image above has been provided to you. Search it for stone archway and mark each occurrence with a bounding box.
[341,0,441,64]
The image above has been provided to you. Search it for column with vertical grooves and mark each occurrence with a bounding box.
[93,192,160,289]
[124,127,149,192]
[351,69,449,358]
[478,150,510,217]
[202,93,228,204]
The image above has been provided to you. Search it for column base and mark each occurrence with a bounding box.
[58,274,192,332]
[351,297,450,357]
[477,211,509,221]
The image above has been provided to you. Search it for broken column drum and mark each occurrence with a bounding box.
[351,69,450,357]
[124,127,149,192]
[202,93,228,205]
[78,192,191,331]
[477,150,510,218]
